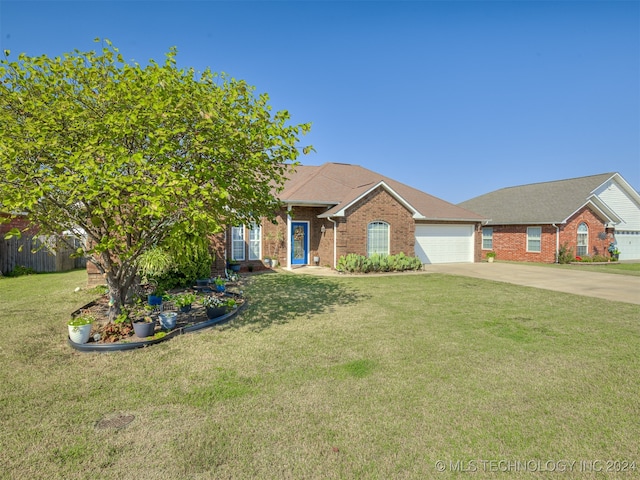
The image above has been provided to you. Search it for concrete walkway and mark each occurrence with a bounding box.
[425,262,640,305]
[289,263,640,305]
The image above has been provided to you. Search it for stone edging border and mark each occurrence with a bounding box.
[68,301,247,353]
[569,261,620,266]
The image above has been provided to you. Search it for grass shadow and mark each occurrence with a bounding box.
[222,272,368,331]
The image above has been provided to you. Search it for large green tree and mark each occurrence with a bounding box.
[0,40,311,318]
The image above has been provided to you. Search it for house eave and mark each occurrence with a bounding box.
[485,220,566,226]
[323,181,420,218]
[414,216,485,223]
[283,200,338,209]
[562,199,621,225]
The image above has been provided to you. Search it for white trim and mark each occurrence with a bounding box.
[596,173,640,205]
[576,222,588,257]
[286,206,292,270]
[331,181,420,218]
[481,226,493,250]
[327,216,337,269]
[526,226,542,253]
[552,223,560,263]
[231,226,245,261]
[248,224,261,261]
[367,221,390,256]
[564,197,621,224]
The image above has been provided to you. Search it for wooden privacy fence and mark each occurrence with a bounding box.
[0,234,86,275]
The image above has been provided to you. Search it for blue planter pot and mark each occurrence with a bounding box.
[216,285,225,293]
[148,295,163,306]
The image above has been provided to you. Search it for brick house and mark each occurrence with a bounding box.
[222,162,486,271]
[458,173,640,263]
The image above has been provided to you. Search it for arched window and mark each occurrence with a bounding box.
[577,223,588,257]
[367,221,389,256]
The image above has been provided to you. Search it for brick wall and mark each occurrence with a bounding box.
[485,206,610,263]
[560,208,612,258]
[341,187,415,258]
[221,186,482,269]
[86,261,105,287]
[0,214,38,236]
[284,207,334,267]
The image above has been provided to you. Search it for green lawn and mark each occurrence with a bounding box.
[1,270,639,479]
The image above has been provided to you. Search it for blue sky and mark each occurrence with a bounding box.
[1,0,638,203]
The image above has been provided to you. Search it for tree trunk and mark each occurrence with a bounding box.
[102,253,139,322]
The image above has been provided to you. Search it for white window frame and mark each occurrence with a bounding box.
[576,223,588,257]
[367,221,390,256]
[231,226,245,261]
[482,227,493,250]
[248,224,261,261]
[527,226,542,253]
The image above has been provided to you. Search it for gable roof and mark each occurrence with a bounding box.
[458,173,626,225]
[279,162,485,222]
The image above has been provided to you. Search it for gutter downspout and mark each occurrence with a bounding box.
[327,216,337,269]
[552,224,560,263]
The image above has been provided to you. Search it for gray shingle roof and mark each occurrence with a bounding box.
[458,173,617,224]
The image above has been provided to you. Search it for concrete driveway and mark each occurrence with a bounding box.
[425,262,640,305]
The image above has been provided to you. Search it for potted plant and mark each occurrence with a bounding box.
[486,251,496,263]
[172,292,197,313]
[147,287,165,307]
[226,270,240,283]
[608,243,621,261]
[224,298,237,310]
[159,311,177,330]
[227,259,241,272]
[132,314,157,338]
[263,256,272,267]
[137,248,174,306]
[202,295,227,319]
[214,277,226,292]
[68,312,94,344]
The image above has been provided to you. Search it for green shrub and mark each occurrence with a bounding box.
[337,253,422,274]
[557,243,575,264]
[6,265,37,277]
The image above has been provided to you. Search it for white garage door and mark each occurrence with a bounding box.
[616,231,640,261]
[415,224,474,264]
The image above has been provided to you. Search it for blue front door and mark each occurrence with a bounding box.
[291,222,308,265]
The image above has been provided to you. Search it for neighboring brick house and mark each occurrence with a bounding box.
[458,173,640,263]
[222,162,486,271]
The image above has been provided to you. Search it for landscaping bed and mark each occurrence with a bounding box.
[68,287,246,352]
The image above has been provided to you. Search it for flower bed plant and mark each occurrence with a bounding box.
[336,252,423,273]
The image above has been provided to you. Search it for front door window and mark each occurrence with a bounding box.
[291,222,308,265]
